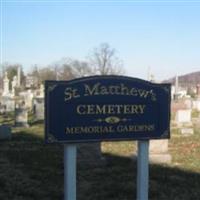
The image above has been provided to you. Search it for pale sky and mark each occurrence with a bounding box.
[1,0,200,81]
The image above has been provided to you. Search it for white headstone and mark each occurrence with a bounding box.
[171,85,175,100]
[192,100,200,111]
[33,97,44,120]
[1,96,15,112]
[180,128,194,136]
[174,75,179,100]
[19,90,34,110]
[175,109,191,123]
[15,103,29,127]
[149,139,171,164]
[39,84,44,97]
[0,104,6,114]
[11,76,17,95]
[184,99,192,109]
[175,75,179,94]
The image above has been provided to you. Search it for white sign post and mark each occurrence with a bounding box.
[64,144,77,200]
[137,140,149,200]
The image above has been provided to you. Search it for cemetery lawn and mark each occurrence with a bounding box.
[1,118,200,200]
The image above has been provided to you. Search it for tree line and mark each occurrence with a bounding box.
[0,43,124,89]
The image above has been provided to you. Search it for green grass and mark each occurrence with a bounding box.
[192,109,200,118]
[1,115,200,200]
[0,112,15,125]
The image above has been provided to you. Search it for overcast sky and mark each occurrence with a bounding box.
[1,0,200,81]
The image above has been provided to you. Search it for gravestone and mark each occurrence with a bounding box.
[171,100,188,113]
[184,99,192,109]
[1,96,15,112]
[19,90,34,110]
[193,84,200,116]
[17,65,21,87]
[0,125,11,140]
[192,100,200,111]
[171,85,175,100]
[33,97,44,121]
[2,72,10,96]
[15,103,29,127]
[11,76,17,96]
[180,128,194,136]
[0,104,6,114]
[149,139,171,164]
[175,109,192,125]
[39,84,44,97]
[25,92,34,109]
[174,75,179,100]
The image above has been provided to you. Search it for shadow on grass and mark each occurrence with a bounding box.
[0,131,200,200]
[79,153,200,200]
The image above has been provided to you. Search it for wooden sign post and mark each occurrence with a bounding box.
[45,75,171,200]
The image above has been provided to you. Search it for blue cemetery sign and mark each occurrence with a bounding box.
[45,76,171,143]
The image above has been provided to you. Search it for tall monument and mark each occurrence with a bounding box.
[17,66,21,87]
[174,75,179,100]
[2,72,10,96]
[11,76,18,96]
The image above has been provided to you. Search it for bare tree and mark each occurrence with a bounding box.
[55,58,93,80]
[29,65,57,85]
[38,67,57,83]
[59,63,74,80]
[70,60,92,78]
[88,43,124,75]
[26,43,124,85]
